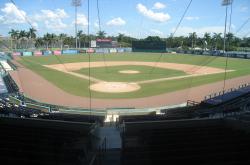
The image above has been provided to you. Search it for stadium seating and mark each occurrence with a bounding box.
[121,119,250,165]
[38,113,105,125]
[0,117,96,165]
[3,74,19,93]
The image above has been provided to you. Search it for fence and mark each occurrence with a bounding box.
[10,48,133,57]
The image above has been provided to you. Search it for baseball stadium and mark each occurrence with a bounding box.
[1,0,250,165]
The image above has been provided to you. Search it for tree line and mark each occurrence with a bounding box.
[8,28,250,51]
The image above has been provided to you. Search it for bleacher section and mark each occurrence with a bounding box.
[0,117,96,165]
[203,84,250,106]
[0,104,41,118]
[0,60,13,71]
[122,119,250,165]
[38,113,105,125]
[3,74,19,93]
[0,76,8,94]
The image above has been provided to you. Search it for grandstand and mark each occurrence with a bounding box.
[121,118,250,165]
[0,76,8,95]
[0,60,13,71]
[1,0,250,164]
[0,117,96,165]
[3,74,19,94]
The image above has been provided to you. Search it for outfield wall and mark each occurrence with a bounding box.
[11,48,132,57]
[175,49,250,59]
[9,48,250,60]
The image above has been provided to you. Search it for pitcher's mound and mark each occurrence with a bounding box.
[119,70,140,74]
[90,82,140,93]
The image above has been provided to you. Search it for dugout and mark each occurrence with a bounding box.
[132,41,166,53]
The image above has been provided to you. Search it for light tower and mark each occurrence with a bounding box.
[72,0,82,49]
[221,0,233,94]
[221,0,233,54]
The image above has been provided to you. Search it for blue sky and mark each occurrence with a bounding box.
[0,0,249,38]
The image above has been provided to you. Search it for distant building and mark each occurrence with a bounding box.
[95,38,118,48]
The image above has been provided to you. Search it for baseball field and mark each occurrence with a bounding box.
[10,52,250,108]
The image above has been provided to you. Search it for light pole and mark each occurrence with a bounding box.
[222,0,233,55]
[221,0,233,94]
[72,0,82,49]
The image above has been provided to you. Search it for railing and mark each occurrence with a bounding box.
[204,83,250,101]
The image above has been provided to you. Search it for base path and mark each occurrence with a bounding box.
[44,61,234,88]
[44,61,229,75]
[9,62,250,109]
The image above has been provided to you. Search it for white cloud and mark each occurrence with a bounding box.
[31,22,38,29]
[136,3,170,22]
[106,17,126,26]
[44,20,67,31]
[0,3,26,24]
[173,26,225,37]
[152,2,166,10]
[150,29,164,35]
[94,20,99,28]
[240,6,248,12]
[40,9,68,20]
[34,9,68,31]
[184,16,199,21]
[75,14,88,27]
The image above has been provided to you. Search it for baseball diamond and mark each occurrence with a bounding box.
[8,52,250,108]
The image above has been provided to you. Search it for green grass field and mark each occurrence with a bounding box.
[18,53,250,99]
[74,65,186,82]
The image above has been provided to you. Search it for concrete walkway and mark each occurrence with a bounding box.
[96,126,122,149]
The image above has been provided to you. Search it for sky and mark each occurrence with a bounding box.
[0,0,249,38]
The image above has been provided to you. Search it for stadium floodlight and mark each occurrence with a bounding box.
[222,0,233,6]
[72,0,82,49]
[221,0,233,54]
[221,0,233,95]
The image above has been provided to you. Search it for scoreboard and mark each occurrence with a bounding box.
[132,41,166,52]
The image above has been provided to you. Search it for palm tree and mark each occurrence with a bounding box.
[188,32,197,49]
[117,33,125,42]
[226,32,234,51]
[59,33,67,50]
[203,32,211,50]
[18,30,29,49]
[97,30,106,39]
[27,28,37,49]
[43,33,51,50]
[35,37,44,48]
[77,30,83,48]
[28,28,37,39]
[18,30,27,39]
[50,33,57,48]
[8,29,19,50]
[212,33,222,50]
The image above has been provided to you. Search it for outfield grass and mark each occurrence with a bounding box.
[18,53,250,99]
[74,65,186,82]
